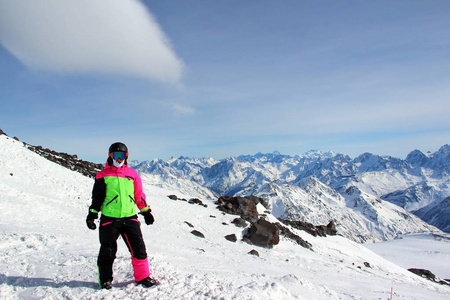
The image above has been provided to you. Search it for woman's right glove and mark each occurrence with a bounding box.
[86,210,98,230]
[142,209,154,225]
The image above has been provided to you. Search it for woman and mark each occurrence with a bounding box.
[86,142,156,289]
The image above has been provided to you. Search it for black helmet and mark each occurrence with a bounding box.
[109,142,128,154]
[107,142,128,166]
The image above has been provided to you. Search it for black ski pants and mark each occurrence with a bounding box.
[97,217,148,285]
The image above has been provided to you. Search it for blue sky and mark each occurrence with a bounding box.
[1,0,449,163]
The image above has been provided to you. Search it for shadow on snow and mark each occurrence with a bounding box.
[0,273,97,289]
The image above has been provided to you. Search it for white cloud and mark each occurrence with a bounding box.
[0,0,183,83]
[171,103,196,116]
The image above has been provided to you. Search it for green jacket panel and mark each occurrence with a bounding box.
[101,176,137,218]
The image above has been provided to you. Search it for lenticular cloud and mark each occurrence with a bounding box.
[0,0,183,83]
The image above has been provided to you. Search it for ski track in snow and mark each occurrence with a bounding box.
[1,135,450,299]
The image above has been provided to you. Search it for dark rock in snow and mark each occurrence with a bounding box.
[408,268,436,281]
[231,217,248,228]
[188,198,207,207]
[243,218,280,248]
[408,268,450,285]
[184,221,194,228]
[248,249,259,257]
[274,223,312,250]
[225,234,237,242]
[280,219,337,237]
[191,230,205,238]
[316,221,338,236]
[216,196,261,223]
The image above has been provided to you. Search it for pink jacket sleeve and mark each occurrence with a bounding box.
[133,171,150,212]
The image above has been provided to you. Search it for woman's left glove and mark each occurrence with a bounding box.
[142,209,154,225]
[86,210,98,230]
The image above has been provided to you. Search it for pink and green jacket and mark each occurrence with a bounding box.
[90,163,149,218]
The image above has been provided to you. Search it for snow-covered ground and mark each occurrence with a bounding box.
[365,233,450,279]
[1,135,449,299]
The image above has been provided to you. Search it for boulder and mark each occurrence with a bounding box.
[231,217,248,228]
[408,268,436,281]
[316,221,337,236]
[243,218,280,248]
[408,268,450,285]
[188,198,207,207]
[216,196,261,223]
[280,219,337,237]
[191,230,205,238]
[225,234,237,242]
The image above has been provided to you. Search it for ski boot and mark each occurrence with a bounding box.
[101,281,112,290]
[137,277,158,287]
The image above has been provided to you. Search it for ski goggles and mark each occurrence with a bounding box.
[109,151,127,161]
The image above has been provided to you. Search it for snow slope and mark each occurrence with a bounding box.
[0,135,449,299]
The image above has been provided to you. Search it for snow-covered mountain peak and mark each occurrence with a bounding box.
[436,144,450,154]
[237,151,290,164]
[406,149,430,166]
[302,149,338,159]
[427,144,450,175]
[353,153,408,173]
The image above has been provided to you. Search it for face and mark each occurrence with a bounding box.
[109,151,127,163]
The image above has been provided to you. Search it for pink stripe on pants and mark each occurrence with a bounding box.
[132,257,150,282]
[122,233,150,282]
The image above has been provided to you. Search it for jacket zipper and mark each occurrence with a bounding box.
[105,195,118,206]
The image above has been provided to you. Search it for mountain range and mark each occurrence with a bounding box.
[131,145,450,242]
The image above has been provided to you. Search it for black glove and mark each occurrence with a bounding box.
[142,209,154,225]
[86,211,98,230]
